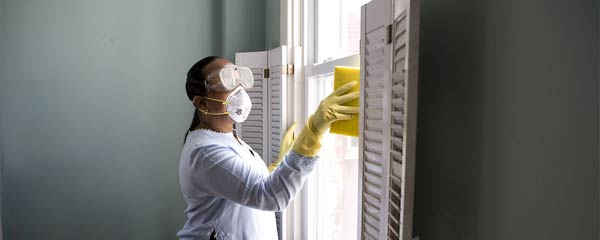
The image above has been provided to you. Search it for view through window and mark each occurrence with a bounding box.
[315,0,368,63]
[304,0,370,239]
[306,74,359,240]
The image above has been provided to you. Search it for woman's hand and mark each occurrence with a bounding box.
[268,123,297,172]
[292,81,360,157]
[310,81,360,135]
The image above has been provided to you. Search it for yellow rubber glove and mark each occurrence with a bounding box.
[268,123,297,172]
[292,81,360,157]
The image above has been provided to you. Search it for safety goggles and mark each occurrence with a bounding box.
[205,65,254,92]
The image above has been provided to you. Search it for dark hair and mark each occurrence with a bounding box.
[183,56,222,143]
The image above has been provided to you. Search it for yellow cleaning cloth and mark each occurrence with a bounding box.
[330,66,360,137]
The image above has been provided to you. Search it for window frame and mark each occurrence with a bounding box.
[300,0,362,239]
[283,0,421,239]
[280,0,364,239]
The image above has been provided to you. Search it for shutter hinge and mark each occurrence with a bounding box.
[263,68,270,78]
[386,24,392,44]
[285,64,295,75]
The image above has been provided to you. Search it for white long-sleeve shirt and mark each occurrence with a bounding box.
[177,129,318,240]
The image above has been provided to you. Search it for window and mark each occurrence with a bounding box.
[301,0,370,239]
[304,73,359,240]
[314,0,366,63]
[283,0,420,238]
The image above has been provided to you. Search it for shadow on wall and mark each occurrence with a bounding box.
[415,0,599,239]
[413,0,487,238]
[0,156,4,240]
[1,147,3,240]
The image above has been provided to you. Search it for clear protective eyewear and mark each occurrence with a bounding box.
[205,65,254,92]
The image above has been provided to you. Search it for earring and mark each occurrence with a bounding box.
[193,101,206,115]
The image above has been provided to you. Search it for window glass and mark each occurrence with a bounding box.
[307,74,359,240]
[315,0,370,63]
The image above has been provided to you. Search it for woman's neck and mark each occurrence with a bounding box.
[195,118,234,133]
[195,118,243,145]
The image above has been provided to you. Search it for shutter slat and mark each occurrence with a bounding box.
[365,140,384,154]
[364,222,380,240]
[364,209,380,227]
[364,172,384,186]
[365,161,383,176]
[364,150,383,164]
[391,82,405,96]
[364,200,381,216]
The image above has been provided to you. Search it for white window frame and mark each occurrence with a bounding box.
[279,0,306,239]
[282,0,421,239]
[281,0,363,239]
[302,54,360,240]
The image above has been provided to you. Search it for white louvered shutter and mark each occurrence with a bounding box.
[360,0,392,238]
[392,0,420,238]
[267,46,288,167]
[268,45,289,240]
[235,51,269,159]
[359,0,420,239]
[236,46,290,240]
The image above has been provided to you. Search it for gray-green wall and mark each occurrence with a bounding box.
[1,1,4,238]
[1,0,5,238]
[221,0,267,61]
[208,0,280,61]
[0,0,276,239]
[414,0,599,239]
[265,0,281,50]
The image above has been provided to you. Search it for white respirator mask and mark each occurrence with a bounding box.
[200,86,252,123]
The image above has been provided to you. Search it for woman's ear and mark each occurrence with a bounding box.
[192,96,207,109]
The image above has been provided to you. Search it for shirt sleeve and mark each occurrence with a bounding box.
[188,144,318,211]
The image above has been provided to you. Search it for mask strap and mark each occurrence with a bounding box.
[203,96,230,105]
[196,96,230,115]
[198,108,229,116]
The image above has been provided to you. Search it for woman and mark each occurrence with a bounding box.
[178,56,359,240]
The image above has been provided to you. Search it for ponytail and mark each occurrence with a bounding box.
[183,56,222,145]
[183,109,201,144]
